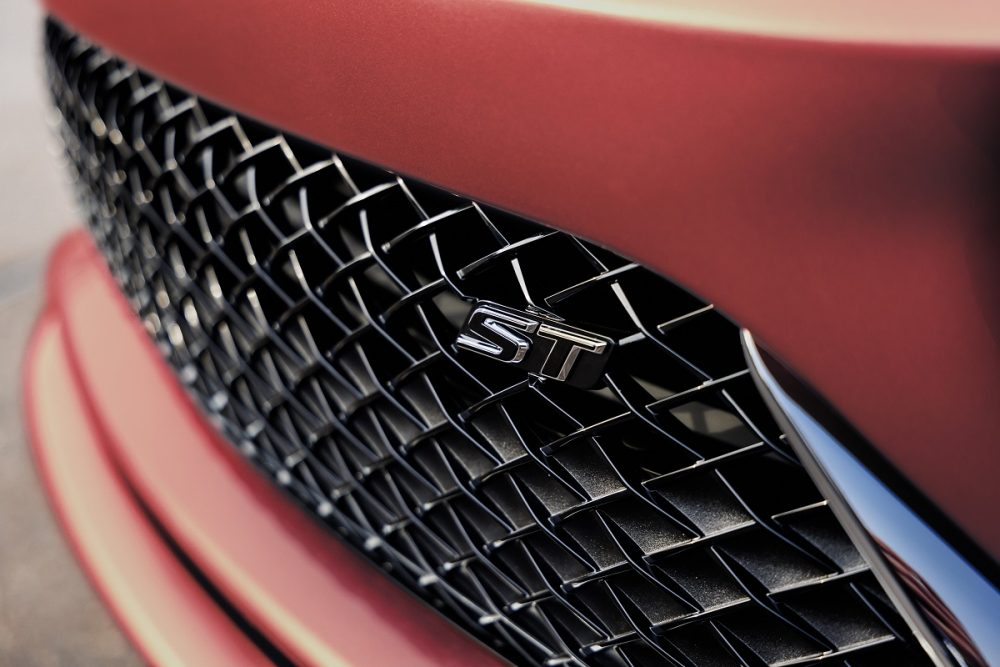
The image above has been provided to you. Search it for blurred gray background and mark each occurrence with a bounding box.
[1,0,141,664]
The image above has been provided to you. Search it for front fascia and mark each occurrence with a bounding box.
[44,0,1000,565]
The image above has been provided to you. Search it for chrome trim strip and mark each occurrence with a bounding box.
[742,329,998,667]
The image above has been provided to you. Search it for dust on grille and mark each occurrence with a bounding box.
[45,18,933,667]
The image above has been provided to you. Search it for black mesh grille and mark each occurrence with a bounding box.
[46,18,934,667]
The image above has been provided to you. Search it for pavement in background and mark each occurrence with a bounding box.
[0,1,142,665]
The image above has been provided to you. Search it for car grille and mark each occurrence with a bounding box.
[46,18,935,667]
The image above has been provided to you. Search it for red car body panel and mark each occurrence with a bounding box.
[25,314,268,667]
[44,0,1000,562]
[24,232,508,666]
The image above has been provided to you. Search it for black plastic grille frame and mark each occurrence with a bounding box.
[46,18,935,667]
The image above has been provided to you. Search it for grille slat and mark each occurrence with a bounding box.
[46,18,933,667]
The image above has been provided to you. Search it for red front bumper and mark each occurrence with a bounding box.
[24,231,507,666]
[29,1,1000,662]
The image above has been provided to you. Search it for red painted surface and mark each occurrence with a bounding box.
[42,0,1000,589]
[24,316,268,667]
[26,232,509,667]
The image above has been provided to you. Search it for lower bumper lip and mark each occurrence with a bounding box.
[25,230,508,667]
[23,289,268,667]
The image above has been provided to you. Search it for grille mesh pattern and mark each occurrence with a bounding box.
[46,19,934,667]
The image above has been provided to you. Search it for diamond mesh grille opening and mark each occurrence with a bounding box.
[45,18,934,667]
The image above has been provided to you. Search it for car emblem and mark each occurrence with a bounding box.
[455,302,614,388]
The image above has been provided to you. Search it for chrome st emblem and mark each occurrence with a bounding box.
[455,302,613,388]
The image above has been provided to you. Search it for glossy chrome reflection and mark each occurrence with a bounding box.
[742,330,998,667]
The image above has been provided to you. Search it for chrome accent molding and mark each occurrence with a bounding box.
[742,329,998,667]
